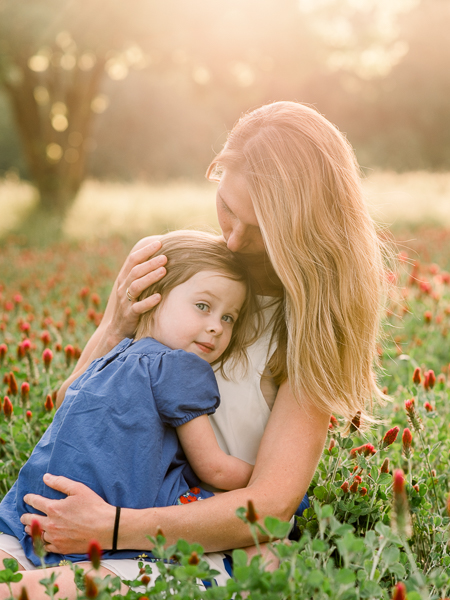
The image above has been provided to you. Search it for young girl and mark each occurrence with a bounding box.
[0,230,260,568]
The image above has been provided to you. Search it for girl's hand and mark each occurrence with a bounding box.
[109,238,167,341]
[20,474,116,554]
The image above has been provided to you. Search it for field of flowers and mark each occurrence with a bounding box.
[0,226,450,599]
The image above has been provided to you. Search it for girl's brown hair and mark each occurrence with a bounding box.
[135,230,260,375]
[207,101,386,423]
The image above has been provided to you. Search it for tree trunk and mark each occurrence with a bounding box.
[2,49,106,225]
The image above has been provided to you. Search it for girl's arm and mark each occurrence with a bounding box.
[56,237,166,408]
[21,380,330,554]
[176,415,253,490]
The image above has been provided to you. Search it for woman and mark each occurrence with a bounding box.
[1,101,384,598]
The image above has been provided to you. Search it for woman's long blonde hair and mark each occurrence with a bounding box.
[207,101,385,423]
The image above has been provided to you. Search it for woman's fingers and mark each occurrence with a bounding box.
[21,475,115,554]
[122,240,163,280]
[22,493,52,517]
[131,293,162,315]
[126,262,167,302]
[42,473,84,496]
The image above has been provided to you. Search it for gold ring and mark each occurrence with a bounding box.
[126,288,136,302]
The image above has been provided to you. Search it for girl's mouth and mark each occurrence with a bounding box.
[195,342,214,353]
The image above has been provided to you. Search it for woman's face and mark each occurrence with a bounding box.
[216,170,265,256]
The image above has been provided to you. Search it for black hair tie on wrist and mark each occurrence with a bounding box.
[112,506,121,551]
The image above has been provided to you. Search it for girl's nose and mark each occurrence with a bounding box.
[207,318,223,336]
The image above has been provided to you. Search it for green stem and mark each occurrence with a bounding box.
[417,429,439,512]
[401,535,428,594]
[7,422,19,462]
[369,538,388,580]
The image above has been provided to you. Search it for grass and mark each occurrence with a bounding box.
[1,170,450,241]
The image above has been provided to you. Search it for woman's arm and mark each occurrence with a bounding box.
[56,237,166,408]
[22,381,329,554]
[177,415,253,490]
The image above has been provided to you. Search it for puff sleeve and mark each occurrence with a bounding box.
[150,349,220,427]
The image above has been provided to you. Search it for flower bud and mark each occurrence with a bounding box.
[350,444,376,458]
[424,369,436,390]
[350,479,360,493]
[359,487,368,497]
[402,428,413,459]
[380,458,390,474]
[40,330,51,347]
[26,410,32,421]
[91,293,101,307]
[64,344,75,368]
[412,367,421,385]
[141,574,151,585]
[18,586,30,600]
[246,500,258,523]
[381,426,399,449]
[88,540,102,570]
[328,438,336,452]
[424,310,432,323]
[9,372,18,396]
[21,382,30,407]
[84,574,98,599]
[42,348,53,372]
[45,394,54,412]
[188,551,200,566]
[329,415,338,430]
[340,481,349,493]
[21,339,32,354]
[31,519,46,558]
[392,582,407,600]
[3,396,13,419]
[350,411,361,433]
[392,470,411,538]
[16,343,25,360]
[0,343,7,365]
[404,399,423,432]
[393,470,404,495]
[424,401,433,412]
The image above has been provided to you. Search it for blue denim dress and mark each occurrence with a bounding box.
[0,337,218,566]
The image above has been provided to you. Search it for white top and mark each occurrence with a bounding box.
[210,297,280,465]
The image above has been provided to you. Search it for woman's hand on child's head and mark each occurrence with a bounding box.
[112,239,167,340]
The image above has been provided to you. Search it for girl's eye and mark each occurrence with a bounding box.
[196,303,209,312]
[222,315,234,324]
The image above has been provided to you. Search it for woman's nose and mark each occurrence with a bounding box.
[226,226,247,253]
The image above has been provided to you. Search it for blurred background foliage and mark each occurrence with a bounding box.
[0,0,449,224]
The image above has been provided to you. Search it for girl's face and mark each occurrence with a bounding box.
[147,270,247,364]
[216,170,265,256]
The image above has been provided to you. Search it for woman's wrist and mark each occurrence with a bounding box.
[116,507,158,551]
